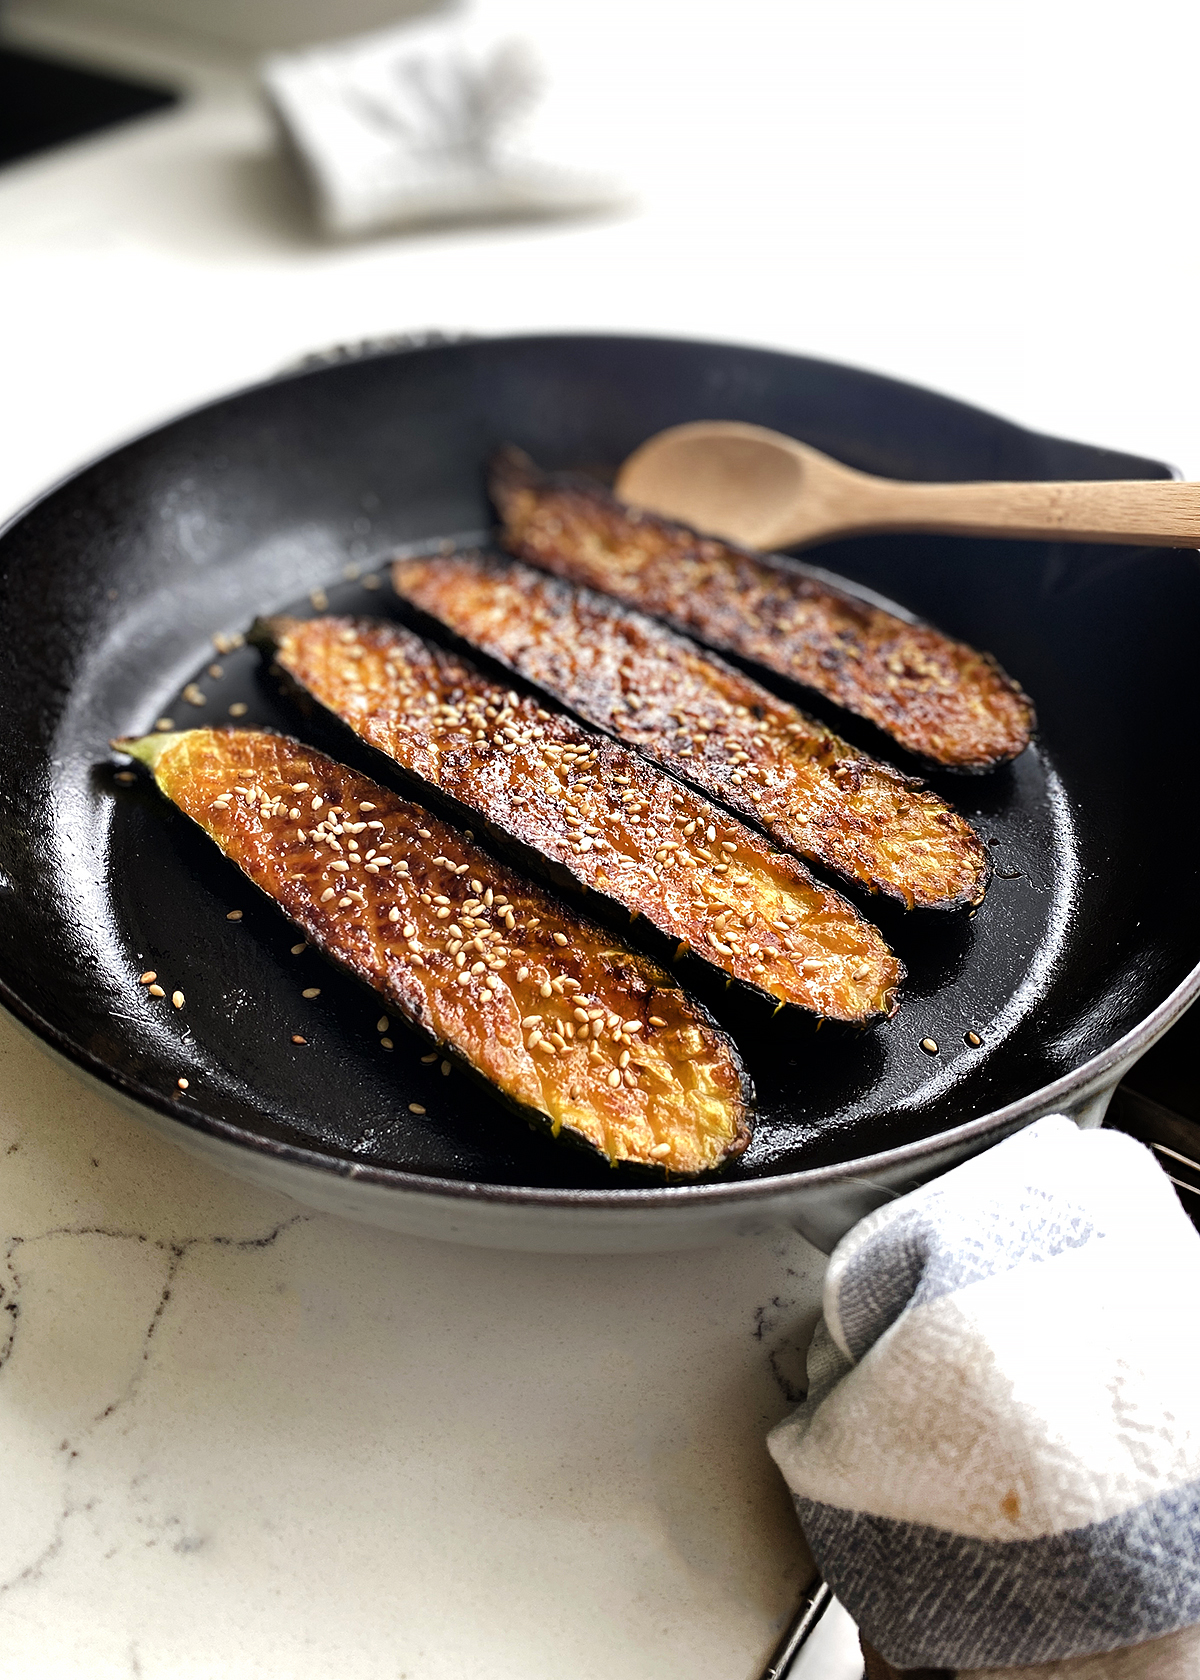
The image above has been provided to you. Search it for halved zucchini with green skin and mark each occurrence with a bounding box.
[113,727,752,1175]
[255,614,903,1025]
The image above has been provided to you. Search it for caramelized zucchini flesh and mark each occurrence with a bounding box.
[260,615,903,1022]
[391,552,989,912]
[115,728,751,1175]
[490,446,1035,773]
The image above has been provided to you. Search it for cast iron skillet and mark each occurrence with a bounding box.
[2,334,1198,1253]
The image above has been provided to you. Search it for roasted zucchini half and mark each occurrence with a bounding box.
[391,551,989,912]
[114,727,752,1176]
[256,615,903,1023]
[489,446,1035,773]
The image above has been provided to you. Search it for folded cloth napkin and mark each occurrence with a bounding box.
[262,11,623,238]
[768,1116,1200,1675]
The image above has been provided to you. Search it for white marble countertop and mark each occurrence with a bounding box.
[2,2,1198,1673]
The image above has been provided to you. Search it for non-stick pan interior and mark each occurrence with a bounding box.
[1,335,1197,1191]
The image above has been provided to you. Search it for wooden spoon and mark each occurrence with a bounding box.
[615,419,1200,552]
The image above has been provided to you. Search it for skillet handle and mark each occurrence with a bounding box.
[841,475,1200,548]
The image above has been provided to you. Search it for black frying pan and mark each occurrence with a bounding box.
[1,334,1197,1252]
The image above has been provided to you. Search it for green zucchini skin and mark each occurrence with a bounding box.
[114,726,753,1177]
[254,613,903,1027]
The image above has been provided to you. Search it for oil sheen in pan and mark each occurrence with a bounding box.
[101,562,1078,1186]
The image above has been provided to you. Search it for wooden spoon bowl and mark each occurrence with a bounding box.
[615,419,1200,551]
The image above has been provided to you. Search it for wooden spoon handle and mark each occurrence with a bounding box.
[828,474,1200,548]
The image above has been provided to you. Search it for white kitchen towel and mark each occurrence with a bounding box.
[768,1116,1200,1673]
[262,10,623,238]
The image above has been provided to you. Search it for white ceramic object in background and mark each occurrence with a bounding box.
[262,13,624,236]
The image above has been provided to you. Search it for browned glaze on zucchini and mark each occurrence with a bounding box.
[258,615,903,1023]
[115,727,751,1175]
[392,552,989,912]
[490,446,1034,772]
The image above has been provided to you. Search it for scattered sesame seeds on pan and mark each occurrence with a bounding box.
[111,727,752,1176]
[257,613,902,1023]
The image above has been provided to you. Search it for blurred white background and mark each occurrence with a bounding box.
[3,0,1199,526]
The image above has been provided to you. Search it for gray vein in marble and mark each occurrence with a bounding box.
[0,1212,307,1597]
[751,1253,817,1406]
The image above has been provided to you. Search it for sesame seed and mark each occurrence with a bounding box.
[139,971,157,984]
[517,967,530,982]
[172,991,185,1008]
[623,1020,643,1034]
[183,683,206,707]
[115,770,136,784]
[921,1038,939,1055]
[852,964,871,981]
[338,897,353,909]
[291,942,306,955]
[965,1031,982,1047]
[148,983,165,997]
[539,982,553,999]
[226,910,243,922]
[552,932,568,946]
[379,1038,393,1049]
[228,702,248,718]
[155,717,174,732]
[649,1142,670,1160]
[441,1060,451,1075]
[417,828,432,839]
[177,1077,189,1090]
[302,987,321,1000]
[360,802,375,811]
[320,888,335,902]
[649,1016,666,1027]
[607,1069,621,1087]
[292,1034,307,1045]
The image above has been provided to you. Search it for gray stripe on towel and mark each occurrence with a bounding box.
[836,1188,1098,1363]
[795,1479,1200,1672]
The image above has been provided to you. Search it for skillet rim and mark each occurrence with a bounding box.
[2,955,1198,1208]
[2,330,1198,1212]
